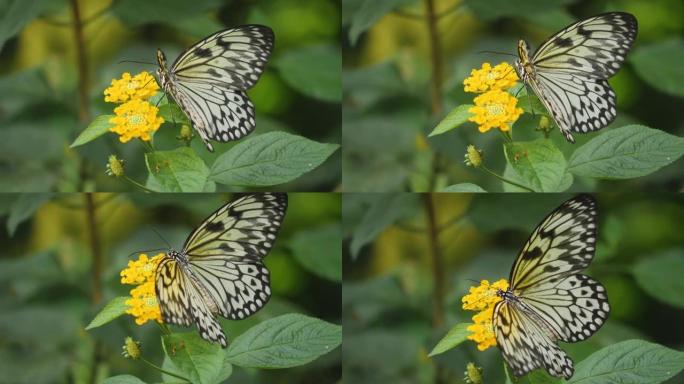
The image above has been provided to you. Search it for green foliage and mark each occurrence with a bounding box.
[631,39,684,98]
[289,223,342,281]
[209,132,339,187]
[146,147,213,192]
[6,193,51,236]
[70,115,115,148]
[504,139,571,192]
[85,297,129,330]
[568,125,684,179]
[276,45,341,102]
[429,323,472,357]
[429,104,474,137]
[345,0,415,45]
[568,340,684,383]
[440,183,487,192]
[225,314,342,368]
[632,249,684,309]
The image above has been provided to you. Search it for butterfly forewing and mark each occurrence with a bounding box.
[518,12,637,142]
[155,193,287,347]
[493,195,609,379]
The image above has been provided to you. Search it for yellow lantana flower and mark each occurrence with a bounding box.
[109,99,164,143]
[120,253,164,325]
[468,90,523,133]
[461,279,509,351]
[104,72,159,103]
[463,62,518,93]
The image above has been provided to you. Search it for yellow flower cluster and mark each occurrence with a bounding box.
[104,72,164,143]
[104,72,159,103]
[120,253,165,325]
[463,62,518,93]
[461,279,509,351]
[463,62,523,133]
[469,90,523,133]
[109,99,164,143]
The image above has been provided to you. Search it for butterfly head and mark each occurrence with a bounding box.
[167,250,187,264]
[156,49,170,89]
[515,40,532,81]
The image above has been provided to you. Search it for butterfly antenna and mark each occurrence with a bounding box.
[152,228,173,250]
[477,50,518,58]
[118,59,156,66]
[125,247,167,260]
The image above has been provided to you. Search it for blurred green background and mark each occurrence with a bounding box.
[343,193,684,383]
[0,0,341,192]
[0,192,341,383]
[342,0,684,192]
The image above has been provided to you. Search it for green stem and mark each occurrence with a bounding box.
[499,129,513,142]
[123,176,154,192]
[140,356,190,382]
[157,322,172,335]
[480,165,534,192]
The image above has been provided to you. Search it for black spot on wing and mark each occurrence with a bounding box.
[219,243,234,253]
[194,47,212,58]
[217,39,232,49]
[553,37,573,47]
[205,221,224,232]
[522,247,543,260]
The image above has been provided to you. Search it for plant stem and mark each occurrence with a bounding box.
[423,194,445,328]
[424,0,444,192]
[140,356,190,382]
[123,176,154,192]
[480,165,534,192]
[84,193,103,384]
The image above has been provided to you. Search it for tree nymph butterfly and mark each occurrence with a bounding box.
[515,13,637,143]
[493,195,609,378]
[155,193,287,347]
[156,25,274,151]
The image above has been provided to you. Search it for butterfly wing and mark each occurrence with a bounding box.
[523,12,637,142]
[494,195,608,378]
[509,195,598,291]
[156,258,228,347]
[494,299,574,379]
[182,193,287,320]
[163,25,274,151]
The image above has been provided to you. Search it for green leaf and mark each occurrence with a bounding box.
[85,297,129,330]
[146,147,211,192]
[210,132,338,187]
[7,193,51,236]
[428,323,472,357]
[348,0,414,45]
[102,375,147,384]
[440,183,486,192]
[289,223,341,282]
[225,313,341,369]
[276,45,341,102]
[350,194,419,258]
[162,332,225,384]
[70,115,114,148]
[504,139,571,192]
[631,249,684,309]
[568,125,684,179]
[567,340,684,384]
[631,39,684,98]
[158,102,190,126]
[428,104,474,137]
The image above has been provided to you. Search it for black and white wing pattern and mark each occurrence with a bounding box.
[514,13,637,142]
[156,25,274,151]
[155,193,287,347]
[493,195,610,379]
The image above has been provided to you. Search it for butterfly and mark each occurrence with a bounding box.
[493,195,609,378]
[156,25,274,151]
[514,12,637,143]
[155,193,287,347]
